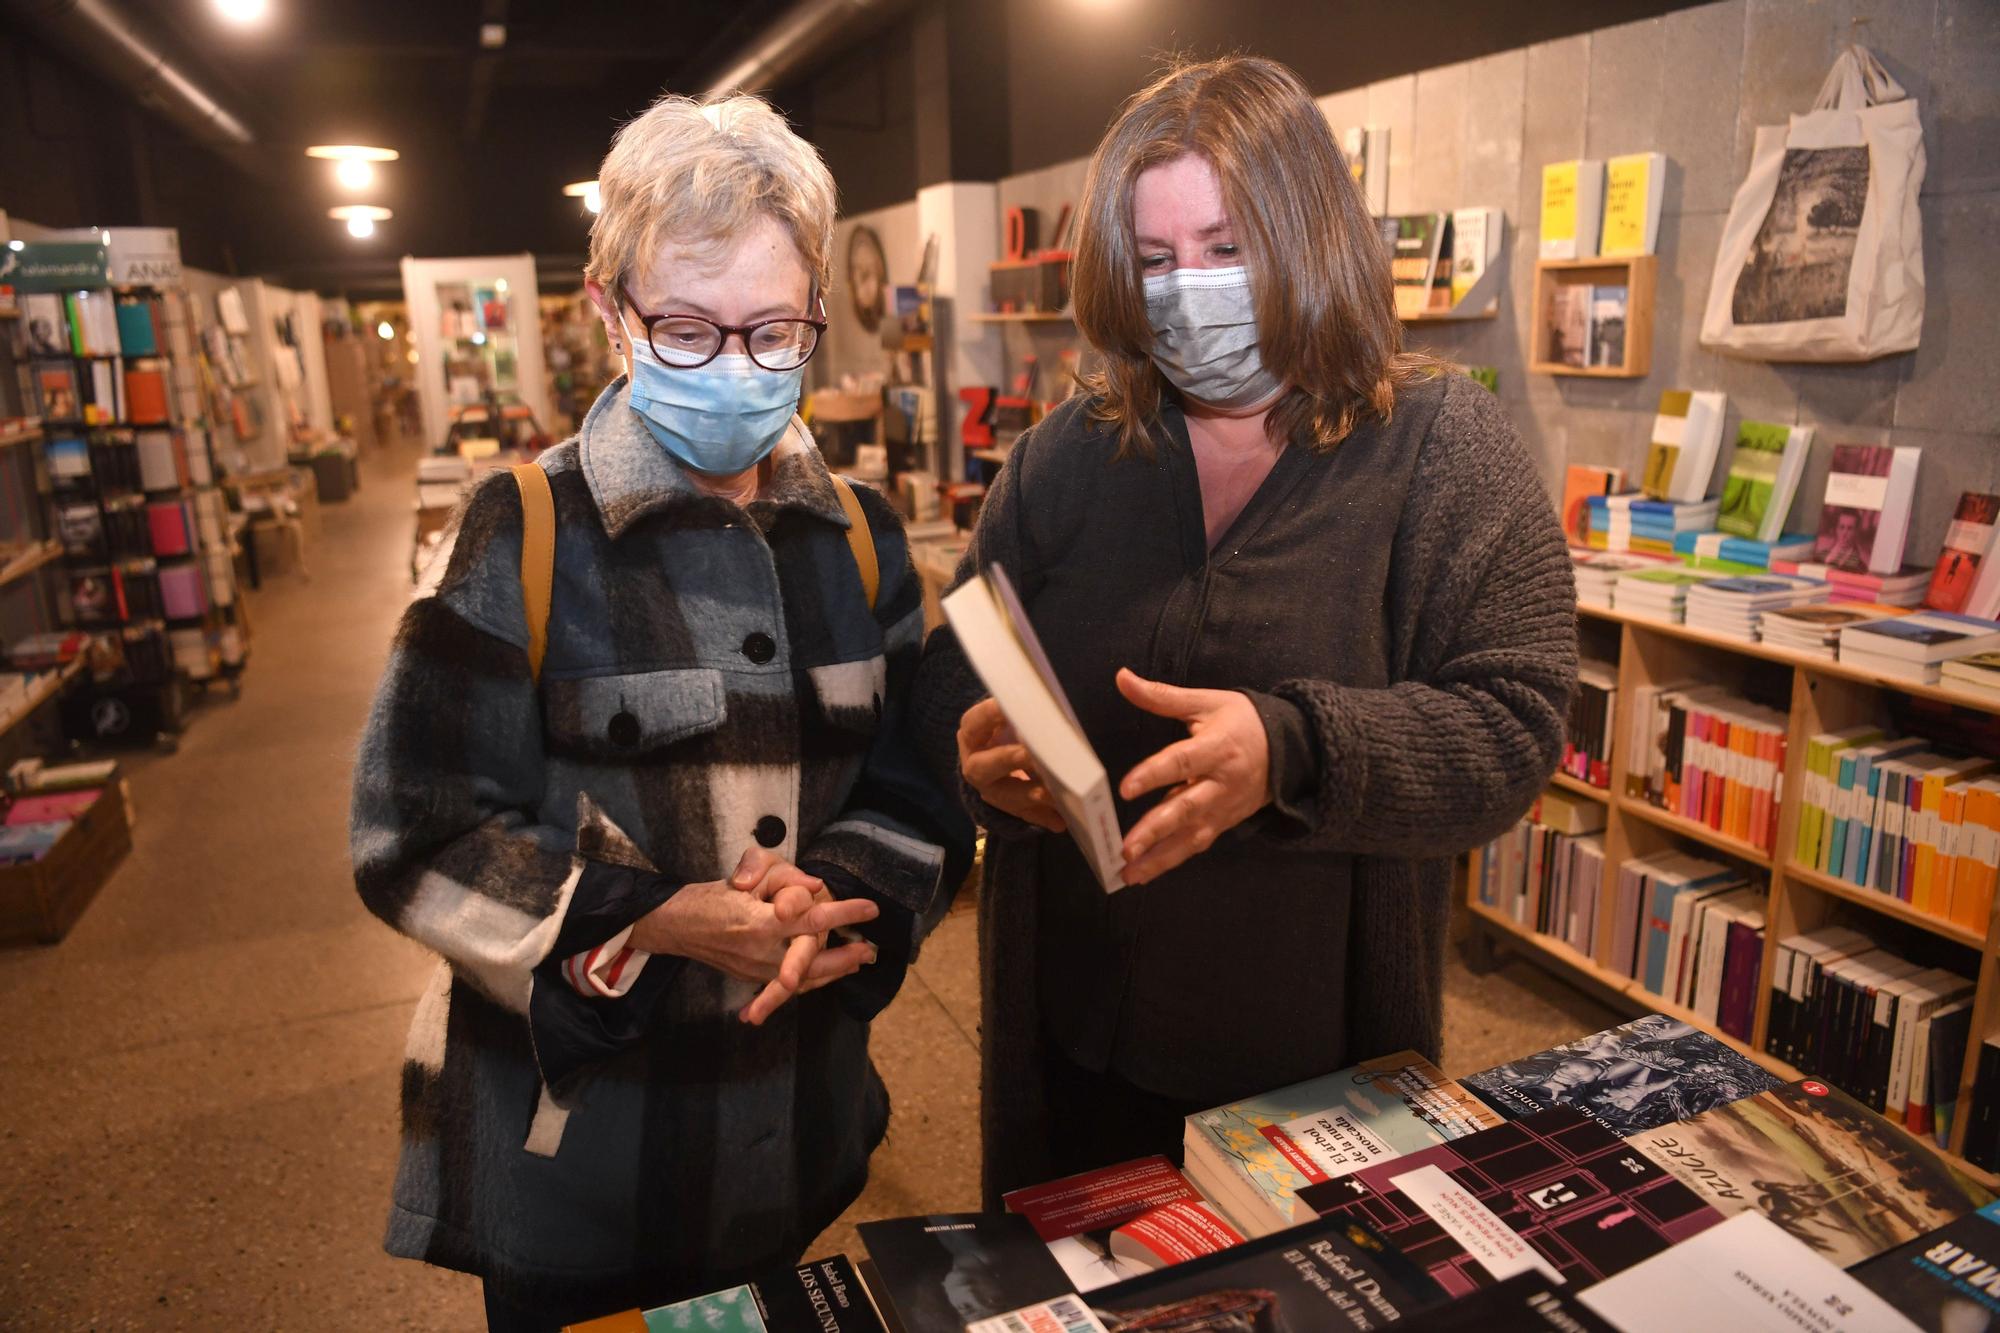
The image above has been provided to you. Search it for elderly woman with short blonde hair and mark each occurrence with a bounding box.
[352,93,971,1331]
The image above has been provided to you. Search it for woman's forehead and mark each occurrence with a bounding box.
[628,215,810,311]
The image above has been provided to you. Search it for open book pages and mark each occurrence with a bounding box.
[943,563,1125,891]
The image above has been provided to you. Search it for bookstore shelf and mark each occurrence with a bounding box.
[0,424,42,450]
[0,658,85,744]
[1782,859,1988,950]
[1549,771,1609,802]
[966,311,1073,323]
[0,541,62,591]
[1403,307,1499,322]
[1615,795,1774,869]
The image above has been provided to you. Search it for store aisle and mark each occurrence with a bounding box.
[0,439,1614,1330]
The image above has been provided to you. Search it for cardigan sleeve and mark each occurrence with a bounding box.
[1252,377,1578,859]
[797,484,977,1021]
[349,472,683,1087]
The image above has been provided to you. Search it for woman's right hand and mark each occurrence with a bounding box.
[630,849,880,1025]
[958,697,1067,833]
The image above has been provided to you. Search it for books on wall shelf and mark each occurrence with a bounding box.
[1816,442,1923,577]
[1600,151,1668,257]
[1385,212,1451,319]
[1838,611,2000,685]
[1547,280,1627,369]
[1540,158,1605,261]
[1564,658,1617,788]
[1682,574,1828,642]
[1716,420,1813,544]
[1929,491,2000,616]
[1474,787,1608,945]
[1642,389,1728,503]
[1179,1049,1502,1239]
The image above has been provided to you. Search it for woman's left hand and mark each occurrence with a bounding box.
[1115,667,1270,885]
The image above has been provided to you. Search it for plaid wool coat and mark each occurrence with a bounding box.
[350,379,972,1297]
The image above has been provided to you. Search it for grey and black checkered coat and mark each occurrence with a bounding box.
[350,379,972,1298]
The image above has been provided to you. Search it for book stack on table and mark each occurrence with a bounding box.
[1586,494,1719,556]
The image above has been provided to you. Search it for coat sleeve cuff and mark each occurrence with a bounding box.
[1241,688,1323,836]
[801,817,945,921]
[800,860,916,1023]
[549,858,680,959]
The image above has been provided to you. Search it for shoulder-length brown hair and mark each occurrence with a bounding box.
[1074,55,1431,457]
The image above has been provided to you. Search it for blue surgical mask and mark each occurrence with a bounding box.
[620,310,803,476]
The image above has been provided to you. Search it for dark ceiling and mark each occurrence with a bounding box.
[7,0,829,292]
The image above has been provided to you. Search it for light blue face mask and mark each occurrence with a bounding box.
[619,310,804,476]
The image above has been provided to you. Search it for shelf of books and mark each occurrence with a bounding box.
[1470,600,2000,1191]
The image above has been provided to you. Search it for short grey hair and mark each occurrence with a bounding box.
[585,93,836,304]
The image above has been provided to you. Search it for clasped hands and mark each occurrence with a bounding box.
[629,846,880,1026]
[958,666,1271,885]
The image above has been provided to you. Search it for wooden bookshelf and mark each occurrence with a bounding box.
[0,541,61,591]
[965,310,1073,324]
[1550,771,1610,802]
[1528,255,1656,378]
[1467,603,2000,1186]
[0,658,85,744]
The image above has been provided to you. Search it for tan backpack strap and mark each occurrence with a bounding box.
[511,462,556,682]
[830,475,879,612]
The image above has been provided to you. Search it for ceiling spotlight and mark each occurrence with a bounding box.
[335,158,373,189]
[214,0,269,24]
[328,204,391,238]
[563,179,602,215]
[480,23,506,49]
[376,321,394,340]
[306,144,400,163]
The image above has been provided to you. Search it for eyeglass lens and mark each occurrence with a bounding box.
[650,317,819,370]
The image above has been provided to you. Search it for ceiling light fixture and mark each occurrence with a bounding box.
[214,0,269,25]
[335,159,373,189]
[563,179,602,215]
[480,23,507,49]
[329,204,391,239]
[307,145,399,163]
[376,321,395,340]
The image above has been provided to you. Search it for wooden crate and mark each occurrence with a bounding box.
[0,780,131,945]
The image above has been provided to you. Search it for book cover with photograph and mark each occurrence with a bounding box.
[1850,1198,2000,1331]
[1182,1049,1503,1237]
[1003,1156,1243,1292]
[971,1215,1446,1333]
[1294,1105,1720,1296]
[1625,1077,1991,1268]
[1927,492,2000,615]
[854,1213,1072,1331]
[1461,1013,1781,1136]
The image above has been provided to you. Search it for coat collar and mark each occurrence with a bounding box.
[579,375,851,540]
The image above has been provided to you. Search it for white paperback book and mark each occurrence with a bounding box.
[944,563,1126,891]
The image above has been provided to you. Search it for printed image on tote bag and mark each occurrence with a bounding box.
[1730,146,1869,326]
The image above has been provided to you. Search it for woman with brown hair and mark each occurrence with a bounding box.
[913,55,1577,1202]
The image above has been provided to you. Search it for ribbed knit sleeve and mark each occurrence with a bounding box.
[1259,376,1577,858]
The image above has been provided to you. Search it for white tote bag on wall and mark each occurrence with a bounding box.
[1700,45,1925,362]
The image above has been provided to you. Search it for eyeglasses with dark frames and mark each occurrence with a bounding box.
[625,296,828,371]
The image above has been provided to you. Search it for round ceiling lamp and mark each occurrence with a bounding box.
[214,0,269,24]
[329,204,391,238]
[308,144,399,191]
[563,179,602,215]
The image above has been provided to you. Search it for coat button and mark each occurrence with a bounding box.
[755,815,786,848]
[607,710,641,748]
[742,632,776,664]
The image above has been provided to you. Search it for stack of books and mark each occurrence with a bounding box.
[1683,574,1828,641]
[1760,602,1908,658]
[1587,494,1721,555]
[1772,557,1933,607]
[1572,549,1675,607]
[1940,651,2000,702]
[1627,682,1789,852]
[1613,566,1720,622]
[1766,928,1975,1145]
[1673,530,1818,570]
[1839,610,2000,684]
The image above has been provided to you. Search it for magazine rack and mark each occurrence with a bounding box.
[1466,601,2000,1190]
[1528,256,1656,378]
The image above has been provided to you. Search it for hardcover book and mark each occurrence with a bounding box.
[1850,1198,2000,1330]
[1002,1156,1243,1292]
[1580,1212,1924,1333]
[1460,1013,1781,1136]
[1293,1104,1721,1295]
[1181,1049,1503,1238]
[970,1215,1446,1333]
[1627,1077,1992,1268]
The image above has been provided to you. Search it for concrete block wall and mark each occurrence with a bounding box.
[1388,0,1999,563]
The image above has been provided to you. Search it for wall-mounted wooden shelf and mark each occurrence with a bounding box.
[1529,254,1656,378]
[1468,601,2000,1189]
[1403,303,1500,323]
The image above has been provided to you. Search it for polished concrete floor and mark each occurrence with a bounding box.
[0,438,1618,1330]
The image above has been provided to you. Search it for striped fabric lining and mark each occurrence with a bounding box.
[560,924,648,998]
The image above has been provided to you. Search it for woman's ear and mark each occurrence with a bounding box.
[584,279,625,358]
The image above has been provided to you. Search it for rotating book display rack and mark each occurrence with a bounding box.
[1467,602,2000,1190]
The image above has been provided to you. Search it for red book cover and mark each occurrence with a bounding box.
[1718,920,1761,1042]
[6,790,98,826]
[148,502,191,557]
[1003,1156,1242,1292]
[124,366,168,425]
[1924,492,1999,613]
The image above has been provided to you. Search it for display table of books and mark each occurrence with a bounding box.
[564,1014,1997,1332]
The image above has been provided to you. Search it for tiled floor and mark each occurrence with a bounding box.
[0,438,1619,1329]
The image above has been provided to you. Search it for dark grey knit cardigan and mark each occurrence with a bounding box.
[911,372,1578,1206]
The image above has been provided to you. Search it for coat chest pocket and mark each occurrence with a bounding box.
[543,668,727,759]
